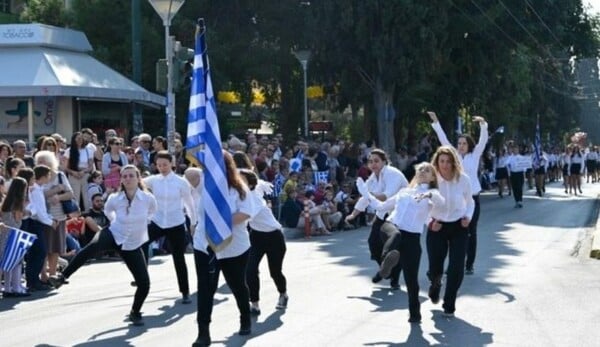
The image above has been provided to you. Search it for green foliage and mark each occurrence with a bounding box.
[20,0,72,26]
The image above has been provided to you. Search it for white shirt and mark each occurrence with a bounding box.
[430,173,474,222]
[215,187,255,260]
[370,184,444,234]
[144,171,197,228]
[432,121,488,195]
[104,189,157,250]
[506,154,529,173]
[64,146,93,170]
[28,183,54,226]
[248,189,282,232]
[354,165,408,219]
[496,155,509,169]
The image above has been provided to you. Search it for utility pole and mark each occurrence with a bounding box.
[132,0,144,135]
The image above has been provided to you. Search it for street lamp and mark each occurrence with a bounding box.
[148,0,185,153]
[293,49,311,138]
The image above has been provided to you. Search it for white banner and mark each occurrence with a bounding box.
[512,155,532,172]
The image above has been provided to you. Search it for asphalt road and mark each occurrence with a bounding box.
[2,181,600,347]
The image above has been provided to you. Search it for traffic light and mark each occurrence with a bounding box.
[173,41,194,91]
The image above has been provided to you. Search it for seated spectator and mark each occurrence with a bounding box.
[280,189,330,236]
[81,193,110,247]
[334,180,360,228]
[319,188,342,231]
[280,171,299,203]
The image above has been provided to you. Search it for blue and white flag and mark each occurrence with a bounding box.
[314,170,329,185]
[0,228,37,272]
[186,19,232,251]
[273,173,285,197]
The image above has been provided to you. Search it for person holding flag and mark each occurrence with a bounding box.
[186,20,256,346]
[0,177,34,297]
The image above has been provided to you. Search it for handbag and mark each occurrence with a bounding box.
[58,172,80,215]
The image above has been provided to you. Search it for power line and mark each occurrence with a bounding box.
[523,0,564,49]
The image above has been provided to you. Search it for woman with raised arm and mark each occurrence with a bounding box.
[356,162,444,323]
[426,146,474,317]
[49,165,157,327]
[427,111,487,275]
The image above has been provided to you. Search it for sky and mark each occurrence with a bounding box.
[587,0,600,14]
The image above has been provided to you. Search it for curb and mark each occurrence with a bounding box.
[591,196,600,259]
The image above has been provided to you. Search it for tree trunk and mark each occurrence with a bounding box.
[374,78,396,157]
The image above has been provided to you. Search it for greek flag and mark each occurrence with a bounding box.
[0,228,37,272]
[273,173,285,197]
[186,19,232,251]
[314,170,329,185]
[289,150,304,173]
[533,116,542,167]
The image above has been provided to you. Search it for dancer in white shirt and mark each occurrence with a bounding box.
[345,148,408,289]
[192,151,255,347]
[427,111,487,275]
[426,146,474,317]
[141,151,197,304]
[357,162,444,323]
[50,165,157,326]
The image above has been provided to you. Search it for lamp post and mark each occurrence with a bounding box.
[293,50,311,138]
[147,0,185,153]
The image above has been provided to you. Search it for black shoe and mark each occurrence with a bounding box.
[390,282,400,290]
[28,283,52,292]
[408,314,422,323]
[465,267,474,275]
[128,311,144,326]
[379,250,400,279]
[442,310,455,318]
[48,274,65,289]
[130,281,137,287]
[193,325,211,347]
[250,305,261,316]
[181,294,191,304]
[238,321,251,336]
[371,272,383,284]
[428,281,441,304]
[276,294,289,309]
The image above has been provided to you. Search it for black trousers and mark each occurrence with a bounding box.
[142,222,189,296]
[62,228,150,314]
[380,222,422,318]
[22,219,47,289]
[465,195,480,270]
[510,172,524,203]
[246,229,287,302]
[369,216,401,283]
[194,249,251,327]
[427,220,467,314]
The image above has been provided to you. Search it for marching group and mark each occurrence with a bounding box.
[0,112,591,346]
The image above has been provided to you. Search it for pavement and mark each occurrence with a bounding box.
[2,179,600,346]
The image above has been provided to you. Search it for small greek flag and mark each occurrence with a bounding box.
[273,173,285,197]
[186,19,232,251]
[533,116,542,168]
[0,228,37,272]
[314,170,329,185]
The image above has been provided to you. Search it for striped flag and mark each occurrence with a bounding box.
[314,170,329,185]
[533,115,542,168]
[185,19,232,251]
[0,228,37,272]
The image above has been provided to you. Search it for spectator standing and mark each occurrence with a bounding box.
[63,132,94,212]
[102,137,128,192]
